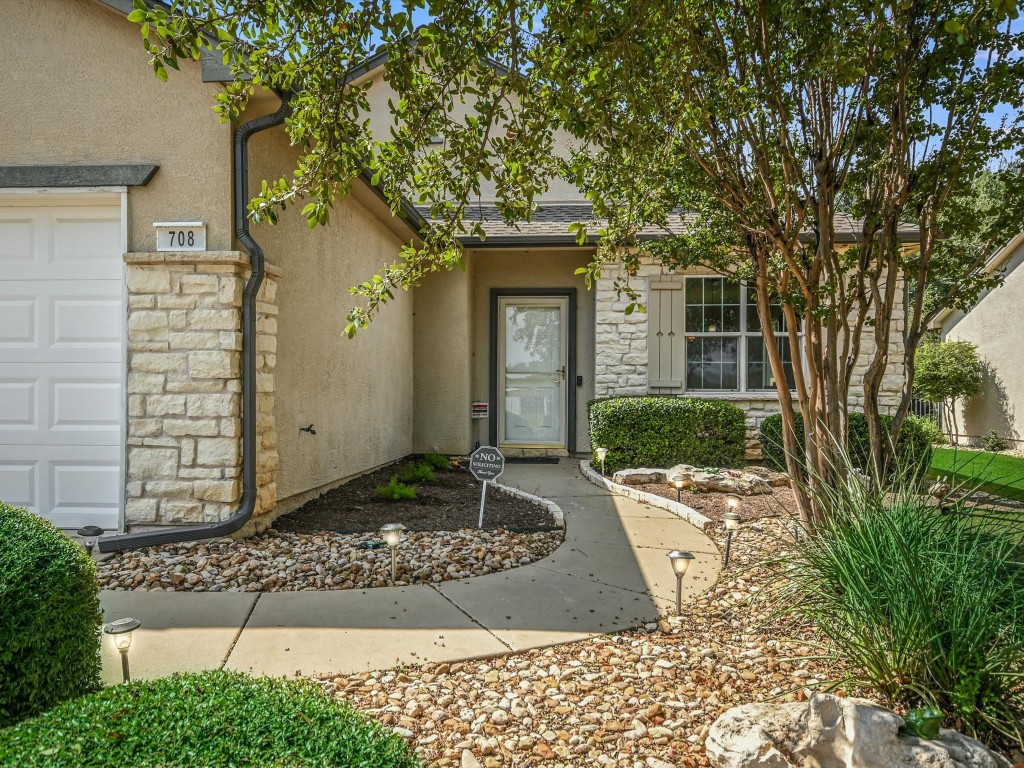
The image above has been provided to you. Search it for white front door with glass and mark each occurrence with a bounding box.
[497,297,568,448]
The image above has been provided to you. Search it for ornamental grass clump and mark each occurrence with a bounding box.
[767,457,1024,748]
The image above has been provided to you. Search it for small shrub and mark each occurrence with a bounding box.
[982,429,1011,453]
[423,452,451,471]
[766,461,1024,748]
[758,411,933,480]
[397,462,436,484]
[0,502,102,727]
[588,396,746,473]
[375,477,417,501]
[908,414,948,446]
[0,670,421,767]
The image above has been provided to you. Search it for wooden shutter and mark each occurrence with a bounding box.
[648,280,685,389]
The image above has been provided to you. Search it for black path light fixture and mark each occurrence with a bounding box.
[380,523,406,582]
[723,494,742,567]
[77,526,104,556]
[104,617,141,682]
[672,476,685,503]
[666,550,695,615]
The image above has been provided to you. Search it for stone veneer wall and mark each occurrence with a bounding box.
[594,256,906,448]
[123,251,278,526]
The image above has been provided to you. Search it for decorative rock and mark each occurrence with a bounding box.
[613,465,772,495]
[706,694,1010,768]
[98,527,561,593]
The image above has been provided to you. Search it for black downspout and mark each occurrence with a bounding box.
[100,95,291,553]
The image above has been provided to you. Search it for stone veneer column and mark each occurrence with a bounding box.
[124,251,279,527]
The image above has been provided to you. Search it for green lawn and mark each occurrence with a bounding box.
[930,447,1024,501]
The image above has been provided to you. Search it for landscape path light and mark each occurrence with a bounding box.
[672,476,684,503]
[723,501,742,567]
[77,525,103,556]
[594,447,608,477]
[380,523,406,582]
[666,550,695,615]
[104,617,141,682]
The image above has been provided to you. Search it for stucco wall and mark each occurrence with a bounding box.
[413,267,474,455]
[360,70,585,204]
[944,239,1024,443]
[1,0,234,251]
[468,249,596,452]
[246,122,415,507]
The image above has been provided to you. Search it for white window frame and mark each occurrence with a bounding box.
[679,276,802,395]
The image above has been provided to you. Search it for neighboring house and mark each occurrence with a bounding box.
[934,232,1024,445]
[0,0,911,546]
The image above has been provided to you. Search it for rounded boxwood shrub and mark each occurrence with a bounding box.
[588,396,746,473]
[0,502,102,727]
[758,411,933,478]
[0,670,421,767]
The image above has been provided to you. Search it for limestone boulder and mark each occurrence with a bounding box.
[705,694,1010,768]
[611,465,772,495]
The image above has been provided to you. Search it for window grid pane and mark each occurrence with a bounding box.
[674,277,799,393]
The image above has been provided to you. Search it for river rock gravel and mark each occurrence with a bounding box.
[315,519,843,768]
[97,528,563,592]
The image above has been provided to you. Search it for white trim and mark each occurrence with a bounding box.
[0,186,127,200]
[118,191,130,533]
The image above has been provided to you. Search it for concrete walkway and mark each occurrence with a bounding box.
[99,461,720,684]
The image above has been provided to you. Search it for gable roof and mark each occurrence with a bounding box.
[418,203,921,248]
[934,230,1024,333]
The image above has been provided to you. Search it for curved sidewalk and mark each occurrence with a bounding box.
[99,460,720,683]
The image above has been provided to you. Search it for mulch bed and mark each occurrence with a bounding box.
[274,457,559,534]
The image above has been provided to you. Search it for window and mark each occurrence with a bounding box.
[648,276,799,393]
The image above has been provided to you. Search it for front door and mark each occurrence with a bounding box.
[497,296,568,449]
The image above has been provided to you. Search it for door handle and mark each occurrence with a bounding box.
[558,365,566,381]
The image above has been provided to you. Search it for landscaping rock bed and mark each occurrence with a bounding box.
[97,528,562,592]
[636,478,797,523]
[315,520,839,768]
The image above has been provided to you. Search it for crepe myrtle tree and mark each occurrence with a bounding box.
[130,0,1024,527]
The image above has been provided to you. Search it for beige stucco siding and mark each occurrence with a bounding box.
[246,122,415,506]
[943,238,1024,442]
[1,0,234,251]
[413,267,475,455]
[360,70,585,203]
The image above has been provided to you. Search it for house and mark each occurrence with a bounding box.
[934,232,1024,445]
[0,0,910,549]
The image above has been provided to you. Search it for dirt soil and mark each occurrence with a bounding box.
[274,457,559,534]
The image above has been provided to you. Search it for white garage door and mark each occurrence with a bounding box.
[0,196,125,530]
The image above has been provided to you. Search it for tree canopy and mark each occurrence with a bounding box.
[130,0,1024,524]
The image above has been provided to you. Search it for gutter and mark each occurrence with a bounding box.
[99,94,291,553]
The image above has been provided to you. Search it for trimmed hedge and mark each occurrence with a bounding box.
[0,670,421,767]
[0,502,102,727]
[758,411,933,478]
[589,396,746,473]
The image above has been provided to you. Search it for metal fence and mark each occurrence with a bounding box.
[910,397,942,427]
